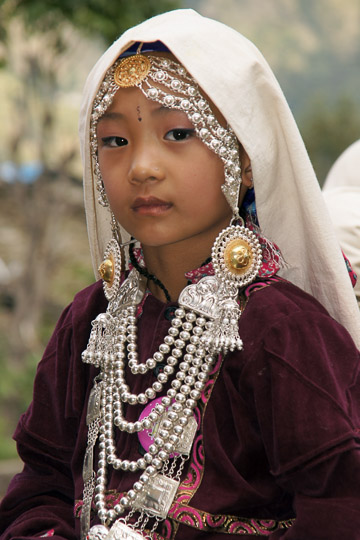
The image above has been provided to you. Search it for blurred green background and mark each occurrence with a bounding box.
[0,0,359,486]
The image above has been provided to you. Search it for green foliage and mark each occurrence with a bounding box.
[1,0,181,45]
[0,346,39,458]
[0,351,38,412]
[299,96,360,186]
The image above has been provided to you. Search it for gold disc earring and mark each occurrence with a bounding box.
[212,223,262,288]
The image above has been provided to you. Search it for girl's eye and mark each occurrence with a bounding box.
[101,136,128,147]
[165,128,195,141]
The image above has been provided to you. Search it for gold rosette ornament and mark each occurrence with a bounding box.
[224,238,253,277]
[114,54,151,88]
[98,239,122,301]
[212,225,262,287]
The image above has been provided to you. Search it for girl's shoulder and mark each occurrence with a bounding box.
[72,279,107,316]
[239,276,358,358]
[242,276,330,320]
[51,280,107,339]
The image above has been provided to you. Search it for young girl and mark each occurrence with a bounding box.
[1,9,360,540]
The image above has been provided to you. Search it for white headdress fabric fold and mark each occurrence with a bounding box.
[79,9,360,347]
[323,140,360,307]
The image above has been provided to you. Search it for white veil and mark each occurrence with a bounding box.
[79,9,360,348]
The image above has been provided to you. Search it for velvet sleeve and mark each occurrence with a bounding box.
[0,282,104,540]
[242,299,360,538]
[0,304,78,540]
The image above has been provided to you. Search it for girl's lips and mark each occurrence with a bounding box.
[131,197,173,216]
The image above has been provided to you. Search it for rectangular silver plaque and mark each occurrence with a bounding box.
[108,521,146,540]
[86,385,101,425]
[157,414,197,456]
[176,416,197,455]
[133,474,179,519]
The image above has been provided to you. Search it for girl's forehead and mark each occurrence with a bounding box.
[99,85,191,120]
[111,52,226,126]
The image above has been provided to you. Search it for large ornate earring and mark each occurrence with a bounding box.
[212,222,262,288]
[208,220,262,352]
[178,218,262,355]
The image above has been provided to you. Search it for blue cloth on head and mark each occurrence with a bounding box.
[119,41,170,58]
[241,188,258,225]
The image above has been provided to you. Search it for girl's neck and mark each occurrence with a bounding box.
[141,242,212,303]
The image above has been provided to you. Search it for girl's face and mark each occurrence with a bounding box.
[96,84,232,253]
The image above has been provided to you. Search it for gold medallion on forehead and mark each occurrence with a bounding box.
[114,54,151,87]
[224,238,253,276]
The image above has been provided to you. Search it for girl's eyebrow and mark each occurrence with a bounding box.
[98,111,125,122]
[154,106,189,118]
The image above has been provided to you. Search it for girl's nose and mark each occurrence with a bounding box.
[128,143,165,184]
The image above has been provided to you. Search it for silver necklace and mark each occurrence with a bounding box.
[81,269,218,539]
[81,223,262,539]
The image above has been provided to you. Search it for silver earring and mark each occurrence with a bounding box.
[205,222,261,352]
[178,220,262,355]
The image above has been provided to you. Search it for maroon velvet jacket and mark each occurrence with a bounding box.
[1,277,360,539]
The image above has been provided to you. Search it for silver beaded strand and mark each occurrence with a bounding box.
[82,274,217,539]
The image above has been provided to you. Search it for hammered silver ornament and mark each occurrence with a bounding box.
[178,276,220,319]
[107,520,150,540]
[86,524,109,540]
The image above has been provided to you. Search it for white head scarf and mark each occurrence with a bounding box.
[79,9,360,348]
[323,140,360,307]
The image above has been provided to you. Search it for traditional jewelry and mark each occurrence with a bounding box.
[81,222,261,539]
[212,224,262,287]
[81,259,220,539]
[98,239,122,301]
[90,53,242,217]
[114,54,151,87]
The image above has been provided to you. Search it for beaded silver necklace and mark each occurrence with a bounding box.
[81,220,261,540]
[81,266,218,539]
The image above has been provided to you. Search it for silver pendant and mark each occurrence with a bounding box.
[156,414,197,455]
[81,384,102,539]
[110,269,146,313]
[86,384,101,425]
[107,521,148,540]
[179,276,243,353]
[153,412,197,456]
[133,474,179,519]
[178,275,219,319]
[82,447,95,483]
[176,416,197,455]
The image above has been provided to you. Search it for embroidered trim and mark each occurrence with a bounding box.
[243,275,285,298]
[75,496,295,537]
[167,506,294,535]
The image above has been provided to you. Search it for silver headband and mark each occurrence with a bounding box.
[90,53,242,218]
